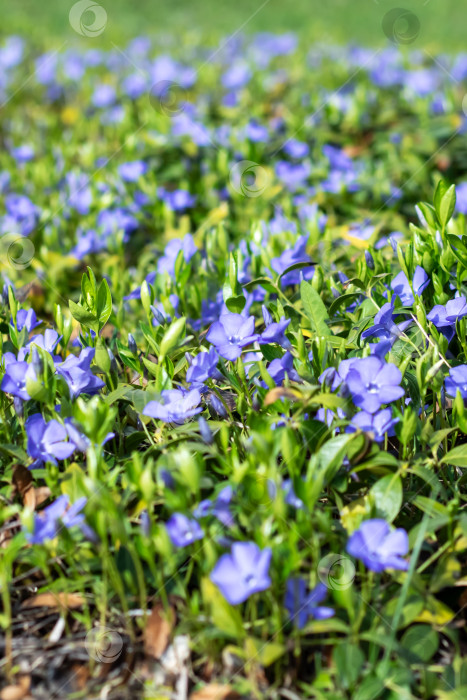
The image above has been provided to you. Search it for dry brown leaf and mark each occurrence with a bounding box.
[264,387,301,406]
[143,603,175,659]
[12,465,33,499]
[0,675,31,700]
[189,685,239,700]
[21,592,85,611]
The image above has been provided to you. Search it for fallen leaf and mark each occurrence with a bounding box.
[12,465,33,499]
[189,684,239,700]
[21,593,85,611]
[264,387,301,406]
[0,676,31,700]
[144,603,175,659]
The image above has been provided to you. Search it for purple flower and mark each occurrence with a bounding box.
[186,347,219,387]
[259,306,291,348]
[56,347,105,399]
[65,172,92,215]
[349,408,398,443]
[193,485,234,527]
[143,389,202,424]
[222,62,252,90]
[456,183,467,214]
[427,296,467,343]
[361,301,411,342]
[270,235,314,286]
[157,235,197,276]
[118,160,148,183]
[26,414,76,467]
[390,266,429,306]
[92,83,116,108]
[345,356,404,413]
[2,193,39,235]
[346,519,409,572]
[1,359,33,400]
[11,144,35,163]
[445,365,467,398]
[158,188,196,212]
[283,139,309,159]
[206,312,258,361]
[210,541,272,605]
[166,513,204,547]
[13,308,41,333]
[267,352,300,385]
[26,494,91,544]
[284,579,334,629]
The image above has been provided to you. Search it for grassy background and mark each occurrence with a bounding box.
[2,0,466,52]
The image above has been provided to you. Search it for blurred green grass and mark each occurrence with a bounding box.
[2,0,466,52]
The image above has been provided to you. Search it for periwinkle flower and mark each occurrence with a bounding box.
[193,485,234,527]
[118,160,148,182]
[206,312,258,361]
[143,389,202,424]
[390,265,429,306]
[186,347,219,387]
[259,305,291,348]
[157,235,197,276]
[210,541,272,605]
[361,300,411,342]
[270,235,314,286]
[26,414,76,467]
[346,519,409,572]
[12,308,42,333]
[284,579,334,629]
[427,295,467,343]
[445,365,467,398]
[349,408,398,443]
[166,513,204,547]
[56,347,105,399]
[345,356,404,413]
[26,494,91,544]
[267,352,300,385]
[1,358,34,400]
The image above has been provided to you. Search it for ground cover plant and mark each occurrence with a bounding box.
[1,13,467,700]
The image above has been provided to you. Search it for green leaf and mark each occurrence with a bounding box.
[201,578,244,639]
[333,643,365,689]
[300,280,329,335]
[353,675,385,700]
[441,444,467,467]
[434,181,456,229]
[159,317,186,358]
[96,278,112,330]
[400,624,439,662]
[368,473,403,522]
[69,299,99,333]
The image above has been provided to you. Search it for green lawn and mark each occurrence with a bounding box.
[2,0,466,51]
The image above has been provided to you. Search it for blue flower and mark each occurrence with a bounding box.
[267,352,300,385]
[346,519,409,572]
[26,494,92,544]
[186,347,219,388]
[345,356,404,413]
[284,579,334,629]
[349,408,398,442]
[445,365,467,398]
[361,301,411,342]
[207,312,258,361]
[56,347,105,399]
[270,235,314,286]
[390,266,429,306]
[118,160,148,182]
[143,389,202,424]
[26,414,76,467]
[193,485,234,527]
[259,305,291,348]
[210,541,272,605]
[166,513,204,547]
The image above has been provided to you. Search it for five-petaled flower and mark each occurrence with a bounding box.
[143,389,203,424]
[346,518,409,572]
[210,541,272,604]
[284,579,334,629]
[206,312,258,360]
